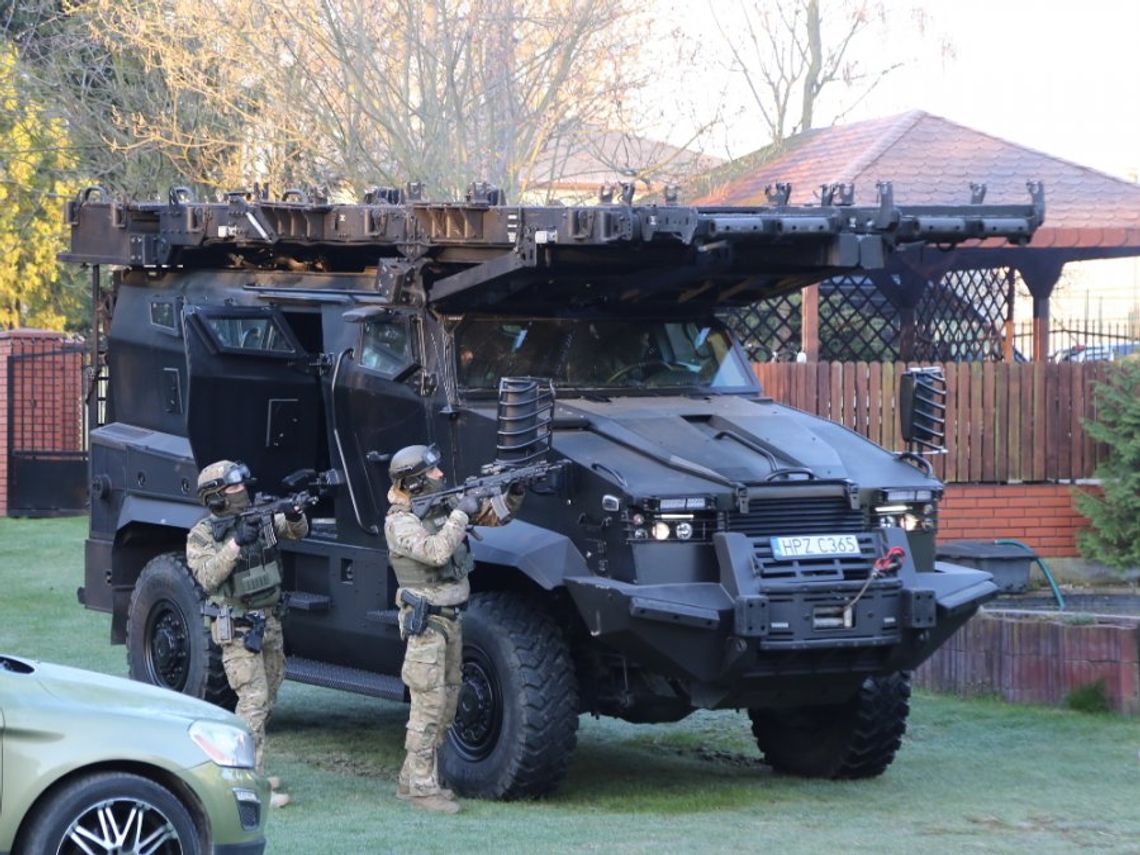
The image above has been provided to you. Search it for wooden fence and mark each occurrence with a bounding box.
[753,362,1113,484]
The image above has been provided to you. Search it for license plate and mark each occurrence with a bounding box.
[770,534,861,559]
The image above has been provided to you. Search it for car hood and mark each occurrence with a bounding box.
[3,655,237,725]
[554,394,935,493]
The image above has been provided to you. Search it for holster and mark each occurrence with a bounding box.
[399,589,431,638]
[242,611,266,653]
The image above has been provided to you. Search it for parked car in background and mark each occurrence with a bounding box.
[1054,341,1140,362]
[0,654,267,855]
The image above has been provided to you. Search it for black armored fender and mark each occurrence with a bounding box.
[467,520,589,590]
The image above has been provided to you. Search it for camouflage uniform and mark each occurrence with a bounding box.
[187,507,307,774]
[385,484,520,801]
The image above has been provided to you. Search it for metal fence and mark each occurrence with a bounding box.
[3,336,88,516]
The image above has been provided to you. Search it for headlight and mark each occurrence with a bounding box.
[189,720,256,769]
[624,498,716,543]
[875,493,938,532]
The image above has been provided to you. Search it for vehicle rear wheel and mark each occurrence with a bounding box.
[126,551,236,710]
[748,671,911,779]
[18,771,203,855]
[440,591,579,799]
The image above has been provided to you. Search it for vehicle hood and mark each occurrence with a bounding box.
[3,655,237,726]
[552,394,935,495]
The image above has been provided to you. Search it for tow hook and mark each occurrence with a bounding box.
[873,546,906,575]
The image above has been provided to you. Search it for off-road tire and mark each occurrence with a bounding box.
[126,551,236,710]
[749,671,911,779]
[439,591,579,799]
[17,771,203,855]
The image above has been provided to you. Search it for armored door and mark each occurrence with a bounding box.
[183,306,322,490]
[326,308,431,535]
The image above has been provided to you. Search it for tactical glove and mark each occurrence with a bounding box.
[284,505,305,522]
[456,494,481,516]
[509,480,527,496]
[234,517,261,546]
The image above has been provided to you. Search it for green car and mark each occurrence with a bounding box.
[0,654,268,854]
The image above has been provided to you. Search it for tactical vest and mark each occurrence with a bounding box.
[388,509,473,588]
[212,516,283,613]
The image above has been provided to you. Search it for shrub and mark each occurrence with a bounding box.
[1076,361,1140,578]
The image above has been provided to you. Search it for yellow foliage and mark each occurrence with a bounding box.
[0,43,77,331]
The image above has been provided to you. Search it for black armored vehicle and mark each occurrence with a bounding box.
[64,181,1043,798]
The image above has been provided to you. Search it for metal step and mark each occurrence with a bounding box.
[286,592,331,613]
[366,608,399,625]
[285,656,405,701]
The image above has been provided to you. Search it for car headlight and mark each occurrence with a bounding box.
[189,720,256,769]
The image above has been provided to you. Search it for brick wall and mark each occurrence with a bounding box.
[915,611,1140,715]
[0,330,86,517]
[940,483,1096,558]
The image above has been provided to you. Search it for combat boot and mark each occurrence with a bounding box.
[270,791,292,808]
[397,782,455,801]
[406,793,461,815]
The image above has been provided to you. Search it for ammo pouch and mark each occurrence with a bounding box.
[230,559,282,609]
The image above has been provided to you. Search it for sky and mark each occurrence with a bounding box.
[645,0,1140,182]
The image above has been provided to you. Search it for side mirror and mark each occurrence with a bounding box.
[899,367,947,453]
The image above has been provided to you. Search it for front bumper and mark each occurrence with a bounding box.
[565,527,996,704]
[182,763,269,853]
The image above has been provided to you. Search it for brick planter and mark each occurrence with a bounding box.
[915,610,1140,715]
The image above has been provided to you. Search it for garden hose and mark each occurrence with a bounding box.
[993,538,1066,611]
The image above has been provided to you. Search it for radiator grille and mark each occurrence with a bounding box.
[728,497,864,538]
[728,498,877,582]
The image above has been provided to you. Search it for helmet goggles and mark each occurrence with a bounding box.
[199,461,252,496]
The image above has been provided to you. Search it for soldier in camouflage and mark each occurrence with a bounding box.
[187,460,309,809]
[385,444,524,815]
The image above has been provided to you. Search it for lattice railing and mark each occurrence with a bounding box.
[724,267,1018,363]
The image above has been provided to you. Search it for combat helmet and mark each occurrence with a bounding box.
[388,444,442,494]
[196,460,252,512]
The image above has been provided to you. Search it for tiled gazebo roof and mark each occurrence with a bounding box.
[694,111,1140,253]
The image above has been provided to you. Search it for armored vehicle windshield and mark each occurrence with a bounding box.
[455,316,757,393]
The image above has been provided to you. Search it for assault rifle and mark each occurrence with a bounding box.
[208,491,319,540]
[410,459,566,519]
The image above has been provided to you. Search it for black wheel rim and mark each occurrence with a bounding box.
[144,599,190,692]
[58,796,183,854]
[449,645,503,761]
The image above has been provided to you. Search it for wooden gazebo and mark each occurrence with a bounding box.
[695,111,1140,362]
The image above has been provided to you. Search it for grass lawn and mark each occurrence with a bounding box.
[2,516,1138,854]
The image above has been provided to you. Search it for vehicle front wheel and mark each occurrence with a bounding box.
[439,591,579,799]
[126,551,235,709]
[749,671,911,779]
[18,771,203,855]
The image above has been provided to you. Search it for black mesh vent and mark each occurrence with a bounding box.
[237,798,260,831]
[728,497,864,538]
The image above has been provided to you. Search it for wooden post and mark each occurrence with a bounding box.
[1032,294,1051,363]
[1002,267,1016,362]
[801,283,819,361]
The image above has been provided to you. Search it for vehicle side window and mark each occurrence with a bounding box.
[360,318,413,375]
[204,316,295,353]
[149,300,179,332]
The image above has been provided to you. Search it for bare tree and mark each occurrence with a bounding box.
[713,0,948,146]
[5,0,661,201]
